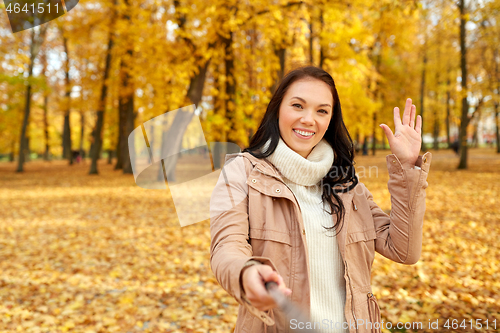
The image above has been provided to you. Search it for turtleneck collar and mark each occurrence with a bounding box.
[264,137,334,186]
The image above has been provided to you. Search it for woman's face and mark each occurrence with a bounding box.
[278,78,334,158]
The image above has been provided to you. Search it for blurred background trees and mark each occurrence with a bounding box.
[1,0,499,173]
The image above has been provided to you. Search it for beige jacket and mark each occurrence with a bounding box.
[210,151,432,333]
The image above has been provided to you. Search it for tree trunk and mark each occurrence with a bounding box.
[43,94,50,161]
[458,0,469,169]
[161,109,195,182]
[308,6,314,65]
[115,0,134,172]
[446,76,451,148]
[117,57,134,174]
[271,47,286,94]
[160,60,211,180]
[26,137,31,161]
[61,33,73,165]
[187,60,210,109]
[115,109,123,169]
[122,80,135,174]
[90,25,114,174]
[222,29,236,143]
[246,25,257,145]
[16,29,36,173]
[319,10,325,69]
[475,109,482,148]
[371,53,382,156]
[472,119,478,148]
[495,102,500,153]
[371,112,377,155]
[89,125,96,163]
[115,50,135,173]
[107,149,113,164]
[362,136,368,155]
[79,112,85,158]
[10,140,15,162]
[433,116,439,150]
[40,49,50,161]
[432,87,438,150]
[420,50,427,153]
[355,131,360,154]
[495,49,500,153]
[62,113,72,164]
[433,48,441,151]
[211,63,224,167]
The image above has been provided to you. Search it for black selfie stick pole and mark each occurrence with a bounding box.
[265,281,320,333]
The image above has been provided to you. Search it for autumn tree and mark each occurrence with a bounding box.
[59,26,74,165]
[16,26,47,172]
[457,0,471,169]
[89,0,117,175]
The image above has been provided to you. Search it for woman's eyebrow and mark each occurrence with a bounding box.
[291,96,331,108]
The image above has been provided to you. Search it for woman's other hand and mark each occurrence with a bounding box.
[379,98,422,169]
[241,264,292,311]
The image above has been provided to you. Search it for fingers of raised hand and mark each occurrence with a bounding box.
[416,115,422,134]
[402,98,412,126]
[380,124,394,142]
[409,104,416,128]
[394,106,402,127]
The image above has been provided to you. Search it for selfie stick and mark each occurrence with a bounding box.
[265,281,320,333]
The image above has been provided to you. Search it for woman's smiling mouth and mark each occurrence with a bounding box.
[293,129,315,138]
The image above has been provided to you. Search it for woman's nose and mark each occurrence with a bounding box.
[300,110,315,125]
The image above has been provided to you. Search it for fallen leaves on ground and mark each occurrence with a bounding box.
[359,149,500,333]
[0,148,499,332]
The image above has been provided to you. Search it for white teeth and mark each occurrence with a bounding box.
[294,129,314,137]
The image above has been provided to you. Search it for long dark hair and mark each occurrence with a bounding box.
[242,65,358,235]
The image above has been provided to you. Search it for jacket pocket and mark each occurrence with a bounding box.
[345,229,377,292]
[346,228,376,245]
[347,227,376,266]
[249,228,292,246]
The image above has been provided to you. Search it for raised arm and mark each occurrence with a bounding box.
[365,152,431,264]
[371,97,432,264]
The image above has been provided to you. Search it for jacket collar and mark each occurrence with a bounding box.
[234,151,358,193]
[231,152,283,180]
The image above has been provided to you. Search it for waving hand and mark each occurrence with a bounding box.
[379,98,422,169]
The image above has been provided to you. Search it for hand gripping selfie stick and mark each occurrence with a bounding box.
[265,281,320,333]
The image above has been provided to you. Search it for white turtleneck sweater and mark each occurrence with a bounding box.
[265,137,348,333]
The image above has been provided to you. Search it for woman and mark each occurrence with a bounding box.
[209,66,432,333]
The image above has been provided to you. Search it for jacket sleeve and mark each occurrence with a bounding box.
[209,154,277,326]
[365,152,432,265]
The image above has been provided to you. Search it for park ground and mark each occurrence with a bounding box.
[0,148,499,332]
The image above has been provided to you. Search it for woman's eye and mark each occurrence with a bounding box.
[293,104,328,114]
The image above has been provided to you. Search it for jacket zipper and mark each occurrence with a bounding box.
[344,261,359,333]
[255,166,360,332]
[254,167,302,333]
